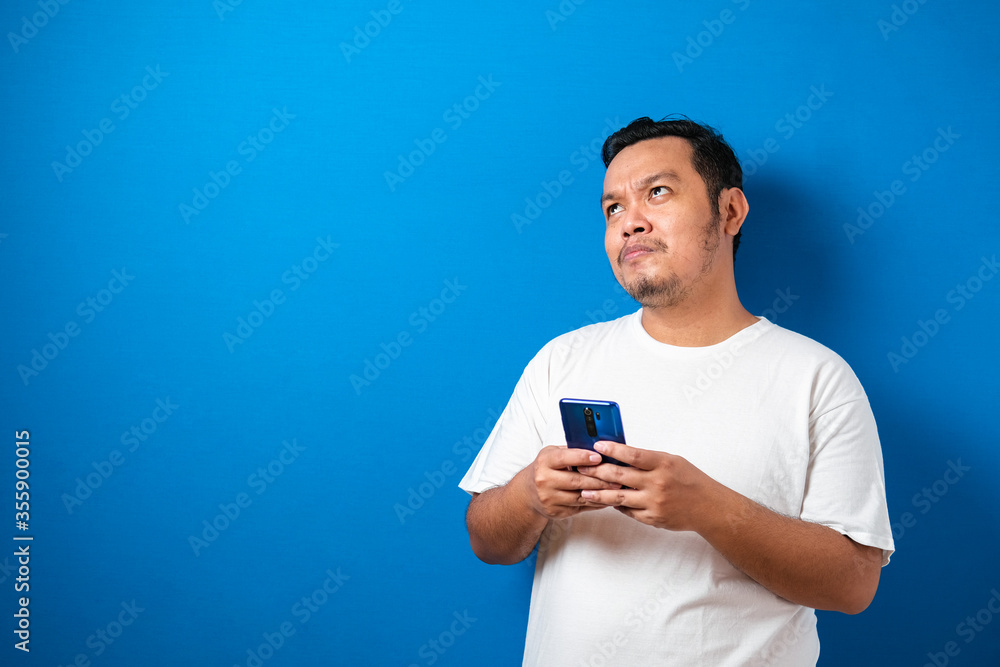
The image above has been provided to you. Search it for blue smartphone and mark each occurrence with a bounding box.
[559,398,628,466]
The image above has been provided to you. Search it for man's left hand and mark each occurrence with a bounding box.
[577,440,723,532]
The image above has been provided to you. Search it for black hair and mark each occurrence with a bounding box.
[602,116,744,256]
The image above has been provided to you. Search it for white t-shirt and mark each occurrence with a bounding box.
[459,310,895,666]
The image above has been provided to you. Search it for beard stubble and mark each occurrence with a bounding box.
[619,212,722,308]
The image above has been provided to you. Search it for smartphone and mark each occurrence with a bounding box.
[559,398,628,466]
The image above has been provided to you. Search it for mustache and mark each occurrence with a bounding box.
[618,239,669,267]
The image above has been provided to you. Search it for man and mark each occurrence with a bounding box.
[459,117,894,665]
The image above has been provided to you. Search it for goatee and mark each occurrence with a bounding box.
[618,214,722,308]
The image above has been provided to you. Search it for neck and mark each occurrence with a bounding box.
[639,288,758,347]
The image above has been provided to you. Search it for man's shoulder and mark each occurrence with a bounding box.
[755,319,866,395]
[757,320,852,366]
[512,310,640,382]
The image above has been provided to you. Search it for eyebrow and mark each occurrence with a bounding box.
[601,170,682,207]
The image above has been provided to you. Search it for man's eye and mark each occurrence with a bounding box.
[607,203,622,216]
[651,186,670,196]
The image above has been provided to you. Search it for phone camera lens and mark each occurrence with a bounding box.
[584,407,592,416]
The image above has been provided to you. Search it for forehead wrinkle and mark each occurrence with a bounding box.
[602,170,682,205]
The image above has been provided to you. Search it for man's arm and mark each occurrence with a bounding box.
[578,440,883,614]
[465,446,620,565]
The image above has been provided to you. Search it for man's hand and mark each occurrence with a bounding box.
[523,445,624,519]
[576,440,719,530]
[465,445,622,565]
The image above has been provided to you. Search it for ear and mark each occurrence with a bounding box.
[719,187,749,237]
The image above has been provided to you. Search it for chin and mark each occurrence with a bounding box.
[624,277,686,307]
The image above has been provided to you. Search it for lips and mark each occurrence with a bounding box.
[620,243,656,264]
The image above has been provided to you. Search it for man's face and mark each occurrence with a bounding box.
[602,136,727,309]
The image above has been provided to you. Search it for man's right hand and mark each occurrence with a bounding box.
[466,445,623,565]
[521,445,624,519]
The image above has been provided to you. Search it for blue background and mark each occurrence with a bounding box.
[2,0,998,665]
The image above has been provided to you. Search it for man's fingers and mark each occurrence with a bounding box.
[540,470,621,493]
[540,445,603,469]
[592,441,653,469]
[577,462,638,487]
[585,480,624,491]
[580,488,636,507]
[563,470,623,490]
[545,490,613,511]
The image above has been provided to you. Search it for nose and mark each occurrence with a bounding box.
[621,204,650,239]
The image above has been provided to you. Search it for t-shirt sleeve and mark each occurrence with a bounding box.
[458,345,553,495]
[800,360,896,565]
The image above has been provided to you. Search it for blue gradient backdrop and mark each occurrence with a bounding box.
[1,1,998,665]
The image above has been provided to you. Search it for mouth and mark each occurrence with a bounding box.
[620,244,656,265]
